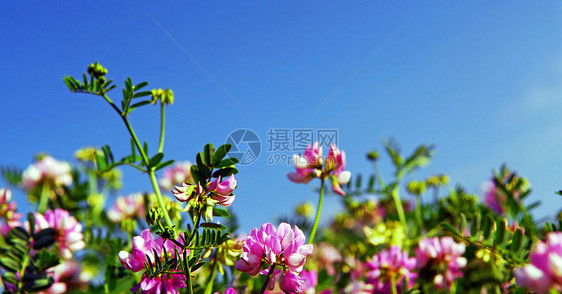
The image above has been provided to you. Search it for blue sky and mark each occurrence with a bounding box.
[2,2,562,233]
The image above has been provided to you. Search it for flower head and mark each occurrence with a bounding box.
[34,209,85,260]
[288,142,351,196]
[514,231,562,293]
[415,236,467,289]
[119,229,187,294]
[208,174,237,207]
[235,222,313,290]
[107,193,145,223]
[159,161,193,190]
[22,156,72,190]
[0,188,22,235]
[365,246,417,294]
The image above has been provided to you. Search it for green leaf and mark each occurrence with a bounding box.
[470,213,481,237]
[212,167,238,178]
[24,275,54,292]
[212,144,231,166]
[132,91,152,98]
[509,228,524,252]
[3,272,17,285]
[33,228,56,250]
[204,143,215,167]
[215,157,238,169]
[155,159,175,171]
[440,222,461,237]
[0,257,21,272]
[35,250,60,272]
[213,208,230,218]
[149,153,164,168]
[134,81,149,91]
[128,100,151,112]
[191,261,205,272]
[495,219,507,246]
[200,223,227,230]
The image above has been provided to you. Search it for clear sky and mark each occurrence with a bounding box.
[2,2,562,233]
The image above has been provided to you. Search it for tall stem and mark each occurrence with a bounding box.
[259,265,276,294]
[158,103,165,154]
[309,179,325,243]
[415,195,423,233]
[37,184,50,213]
[183,248,194,294]
[17,254,30,294]
[390,273,398,294]
[149,170,173,227]
[391,186,408,235]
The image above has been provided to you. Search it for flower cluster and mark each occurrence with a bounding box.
[172,174,236,220]
[119,229,187,294]
[107,193,146,223]
[288,143,351,196]
[34,208,85,260]
[235,222,314,292]
[21,155,73,190]
[0,188,22,235]
[159,161,193,190]
[415,236,467,289]
[365,246,417,293]
[514,231,562,293]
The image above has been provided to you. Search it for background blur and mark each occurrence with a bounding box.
[2,1,562,233]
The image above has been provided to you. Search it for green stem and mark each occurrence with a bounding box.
[37,184,50,213]
[309,179,325,243]
[17,254,30,294]
[415,195,423,233]
[373,162,386,188]
[259,265,276,294]
[390,273,398,294]
[149,170,173,227]
[204,257,217,294]
[391,186,408,235]
[182,249,194,294]
[158,103,165,154]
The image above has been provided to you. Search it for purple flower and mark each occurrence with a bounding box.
[287,143,351,196]
[514,231,562,293]
[107,193,145,223]
[34,209,85,260]
[365,246,417,294]
[0,188,22,235]
[21,156,72,190]
[235,222,313,290]
[159,161,193,190]
[208,174,237,207]
[119,229,187,293]
[415,236,467,289]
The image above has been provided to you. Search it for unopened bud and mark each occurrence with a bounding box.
[407,181,426,196]
[367,151,379,162]
[146,207,163,226]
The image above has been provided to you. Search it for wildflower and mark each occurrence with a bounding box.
[415,236,467,289]
[107,193,146,223]
[118,229,186,294]
[21,155,72,190]
[34,209,85,260]
[365,246,417,294]
[235,222,313,290]
[0,188,22,235]
[159,161,193,190]
[287,143,351,196]
[300,269,318,294]
[314,242,342,276]
[208,174,237,207]
[38,260,92,294]
[514,231,562,293]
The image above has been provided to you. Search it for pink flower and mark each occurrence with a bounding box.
[159,161,194,190]
[287,143,351,196]
[280,269,305,293]
[208,174,237,207]
[365,246,417,294]
[107,193,145,223]
[416,236,467,289]
[514,231,562,293]
[34,209,85,260]
[235,223,313,289]
[300,269,318,294]
[315,242,342,276]
[21,156,73,190]
[38,260,91,294]
[0,188,22,235]
[119,229,187,293]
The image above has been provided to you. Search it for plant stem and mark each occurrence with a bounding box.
[373,162,386,188]
[309,179,325,243]
[149,170,173,227]
[415,195,423,233]
[158,103,165,154]
[204,257,217,294]
[390,273,398,294]
[259,265,276,294]
[17,254,30,294]
[37,184,50,213]
[391,185,408,235]
[183,248,194,294]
